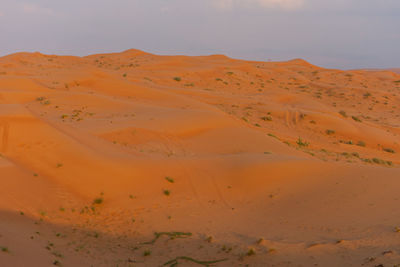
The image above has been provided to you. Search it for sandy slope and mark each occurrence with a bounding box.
[0,50,400,267]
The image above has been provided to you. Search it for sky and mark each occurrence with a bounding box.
[0,0,399,69]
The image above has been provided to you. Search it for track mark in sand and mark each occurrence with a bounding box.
[210,174,233,210]
[0,121,9,152]
[285,110,301,128]
[179,165,233,210]
[50,184,80,207]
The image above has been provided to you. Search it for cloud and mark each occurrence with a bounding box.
[21,3,55,16]
[214,0,305,10]
[214,0,234,9]
[257,0,304,9]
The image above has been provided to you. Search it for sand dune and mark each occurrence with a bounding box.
[389,68,400,74]
[0,50,399,266]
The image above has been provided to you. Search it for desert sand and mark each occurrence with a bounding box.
[0,49,399,266]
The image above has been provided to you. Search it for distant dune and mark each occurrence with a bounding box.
[389,68,400,74]
[0,50,400,266]
[358,67,400,74]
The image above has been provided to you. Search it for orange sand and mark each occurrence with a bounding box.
[0,50,400,266]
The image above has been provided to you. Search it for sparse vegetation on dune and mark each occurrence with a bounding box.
[296,137,309,147]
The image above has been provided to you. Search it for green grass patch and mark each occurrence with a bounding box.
[142,232,192,245]
[163,256,227,267]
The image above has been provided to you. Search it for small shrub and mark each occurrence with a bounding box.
[357,141,366,147]
[269,248,277,253]
[352,116,362,122]
[143,250,151,256]
[247,248,256,256]
[340,140,353,145]
[267,133,277,138]
[261,116,272,121]
[370,158,392,166]
[372,158,385,164]
[93,198,103,205]
[163,190,170,196]
[165,176,174,183]
[339,110,348,117]
[326,129,335,135]
[173,77,181,82]
[383,148,395,153]
[361,158,372,163]
[363,92,371,98]
[296,138,309,147]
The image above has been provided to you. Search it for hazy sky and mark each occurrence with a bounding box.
[0,0,399,69]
